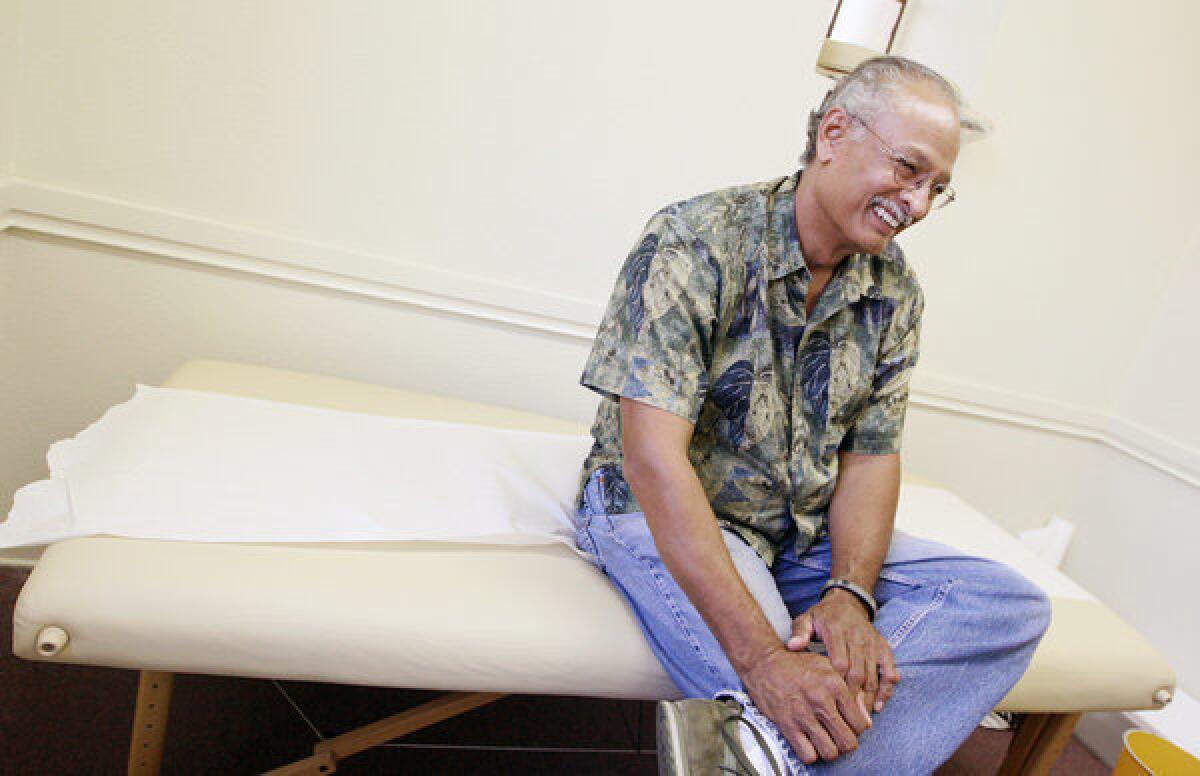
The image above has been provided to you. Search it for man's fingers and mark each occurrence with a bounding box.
[861,655,880,716]
[787,615,813,651]
[842,643,868,696]
[779,722,819,765]
[839,637,874,721]
[833,681,872,735]
[804,705,851,761]
[824,624,850,676]
[812,697,860,757]
[876,645,901,712]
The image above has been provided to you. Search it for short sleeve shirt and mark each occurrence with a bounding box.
[577,170,924,566]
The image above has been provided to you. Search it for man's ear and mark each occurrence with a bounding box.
[816,107,852,163]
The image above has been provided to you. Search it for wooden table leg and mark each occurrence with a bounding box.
[262,691,506,775]
[313,692,506,766]
[997,712,1083,776]
[127,671,174,776]
[1019,713,1082,775]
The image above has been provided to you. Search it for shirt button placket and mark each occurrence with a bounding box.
[784,273,809,522]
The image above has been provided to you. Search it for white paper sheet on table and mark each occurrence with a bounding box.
[1,385,594,548]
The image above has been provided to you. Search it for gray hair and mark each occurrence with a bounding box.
[801,56,964,166]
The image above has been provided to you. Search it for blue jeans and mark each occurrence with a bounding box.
[574,471,1052,775]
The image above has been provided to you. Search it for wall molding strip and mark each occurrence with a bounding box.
[1103,416,1200,489]
[1,179,1196,488]
[3,178,604,338]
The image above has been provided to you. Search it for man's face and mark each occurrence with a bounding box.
[818,82,961,256]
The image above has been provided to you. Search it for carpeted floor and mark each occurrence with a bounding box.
[1,566,1108,774]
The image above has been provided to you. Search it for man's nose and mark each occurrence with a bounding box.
[898,183,934,221]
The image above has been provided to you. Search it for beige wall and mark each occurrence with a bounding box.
[7,0,1195,444]
[902,405,1085,535]
[8,1,833,306]
[1064,440,1200,697]
[1114,242,1200,446]
[5,0,1005,324]
[0,0,19,175]
[906,0,1200,701]
[1,0,1197,698]
[904,0,1200,414]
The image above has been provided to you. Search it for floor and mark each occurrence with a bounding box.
[2,566,1109,774]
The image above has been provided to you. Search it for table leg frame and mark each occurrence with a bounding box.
[997,712,1083,776]
[125,673,1082,775]
[124,669,505,775]
[127,671,174,776]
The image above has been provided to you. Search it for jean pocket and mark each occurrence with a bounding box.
[885,578,958,647]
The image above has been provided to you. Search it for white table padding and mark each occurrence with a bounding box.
[14,537,677,700]
[10,360,1175,714]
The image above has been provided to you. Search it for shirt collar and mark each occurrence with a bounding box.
[767,170,808,281]
[835,253,887,305]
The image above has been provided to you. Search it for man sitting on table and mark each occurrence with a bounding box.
[572,56,1051,775]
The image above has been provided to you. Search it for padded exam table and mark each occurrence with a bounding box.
[11,360,1175,774]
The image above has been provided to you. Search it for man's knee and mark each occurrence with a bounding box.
[972,558,1053,642]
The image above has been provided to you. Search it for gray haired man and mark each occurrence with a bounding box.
[573,56,1051,774]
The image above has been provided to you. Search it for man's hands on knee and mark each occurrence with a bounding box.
[739,645,872,764]
[620,399,897,764]
[787,592,901,716]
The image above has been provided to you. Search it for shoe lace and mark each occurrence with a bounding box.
[716,708,785,776]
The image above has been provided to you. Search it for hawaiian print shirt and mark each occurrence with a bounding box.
[576,170,924,566]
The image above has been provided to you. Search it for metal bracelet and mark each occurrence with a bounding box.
[819,577,878,622]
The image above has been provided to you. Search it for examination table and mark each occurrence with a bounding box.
[10,359,1176,774]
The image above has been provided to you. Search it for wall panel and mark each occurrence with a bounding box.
[0,0,20,174]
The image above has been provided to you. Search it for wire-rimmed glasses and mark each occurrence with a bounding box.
[848,113,956,210]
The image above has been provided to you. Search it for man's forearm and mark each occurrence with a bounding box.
[625,454,783,673]
[825,452,902,598]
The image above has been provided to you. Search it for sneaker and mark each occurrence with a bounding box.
[656,698,784,775]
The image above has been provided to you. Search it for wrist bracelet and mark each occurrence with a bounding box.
[819,577,878,622]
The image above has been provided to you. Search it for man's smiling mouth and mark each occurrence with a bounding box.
[869,196,909,230]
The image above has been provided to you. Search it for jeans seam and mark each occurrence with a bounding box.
[603,512,726,683]
[583,469,606,516]
[886,578,958,647]
[575,515,604,571]
[877,568,923,586]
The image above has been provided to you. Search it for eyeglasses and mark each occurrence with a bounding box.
[848,113,956,210]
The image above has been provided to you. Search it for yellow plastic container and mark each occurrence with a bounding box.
[1113,730,1200,775]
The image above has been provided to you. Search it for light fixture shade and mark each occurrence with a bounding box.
[816,0,907,78]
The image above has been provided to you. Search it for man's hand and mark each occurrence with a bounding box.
[739,644,872,764]
[787,591,900,715]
